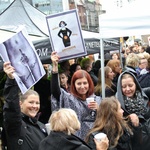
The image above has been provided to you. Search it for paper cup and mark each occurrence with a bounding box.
[86,97,94,104]
[45,123,51,135]
[94,133,106,141]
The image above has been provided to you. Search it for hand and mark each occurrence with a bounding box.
[128,113,139,127]
[51,51,59,65]
[88,101,99,110]
[94,137,109,150]
[3,62,15,79]
[51,51,59,73]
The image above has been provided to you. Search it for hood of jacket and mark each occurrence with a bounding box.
[116,70,148,115]
[124,66,137,77]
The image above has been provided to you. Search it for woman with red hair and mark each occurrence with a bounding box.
[50,51,101,140]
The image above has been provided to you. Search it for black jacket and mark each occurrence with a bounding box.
[116,71,150,121]
[123,66,137,78]
[38,131,91,150]
[95,84,117,97]
[3,78,47,150]
[138,71,150,88]
[116,71,150,150]
[88,71,98,86]
[87,128,141,150]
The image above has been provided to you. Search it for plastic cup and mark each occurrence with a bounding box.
[86,97,94,104]
[94,133,106,141]
[45,123,51,135]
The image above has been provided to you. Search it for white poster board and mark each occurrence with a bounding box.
[46,9,87,61]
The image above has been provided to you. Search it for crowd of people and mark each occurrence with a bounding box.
[0,41,150,150]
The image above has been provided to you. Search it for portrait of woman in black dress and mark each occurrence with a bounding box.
[58,21,72,47]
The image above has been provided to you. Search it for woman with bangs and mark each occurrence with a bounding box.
[116,71,150,150]
[2,62,48,150]
[85,97,141,150]
[50,51,102,140]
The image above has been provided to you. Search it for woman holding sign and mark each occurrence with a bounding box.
[2,62,47,150]
[50,51,102,140]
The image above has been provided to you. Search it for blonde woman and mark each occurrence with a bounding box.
[123,53,139,77]
[38,108,109,150]
[95,66,116,97]
[3,62,47,150]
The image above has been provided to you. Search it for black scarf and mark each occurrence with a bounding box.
[124,91,147,116]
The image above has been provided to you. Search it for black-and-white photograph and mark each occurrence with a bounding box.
[0,29,45,94]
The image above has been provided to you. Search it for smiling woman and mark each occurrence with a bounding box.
[116,71,150,150]
[50,51,102,140]
[95,66,116,97]
[2,62,47,150]
[121,74,136,98]
[19,90,40,118]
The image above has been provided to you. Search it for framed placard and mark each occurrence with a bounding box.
[46,9,87,61]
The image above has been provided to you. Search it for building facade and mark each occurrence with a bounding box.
[0,0,104,32]
[0,0,136,32]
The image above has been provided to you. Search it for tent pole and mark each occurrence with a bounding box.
[100,38,105,99]
[119,43,123,69]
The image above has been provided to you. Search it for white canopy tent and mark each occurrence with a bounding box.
[99,0,150,98]
[99,0,150,39]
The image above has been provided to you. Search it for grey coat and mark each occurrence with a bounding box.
[51,73,102,139]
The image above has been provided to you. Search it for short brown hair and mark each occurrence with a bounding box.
[19,89,39,102]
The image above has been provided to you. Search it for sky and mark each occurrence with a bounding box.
[101,0,116,12]
[101,0,134,13]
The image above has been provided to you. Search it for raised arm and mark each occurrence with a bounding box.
[3,62,22,136]
[51,51,61,100]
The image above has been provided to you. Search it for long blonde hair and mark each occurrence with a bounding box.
[85,97,133,148]
[95,66,114,95]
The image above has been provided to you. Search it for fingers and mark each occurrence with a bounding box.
[3,62,15,79]
[51,51,57,56]
[88,101,98,110]
[3,62,11,67]
[94,137,109,150]
[51,51,60,62]
[129,113,139,127]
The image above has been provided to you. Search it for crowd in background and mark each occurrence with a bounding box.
[0,41,150,150]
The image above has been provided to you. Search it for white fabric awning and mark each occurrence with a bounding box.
[99,0,150,38]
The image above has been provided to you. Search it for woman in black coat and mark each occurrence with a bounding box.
[95,66,117,97]
[116,71,150,150]
[2,62,47,150]
[85,97,141,150]
[38,108,109,150]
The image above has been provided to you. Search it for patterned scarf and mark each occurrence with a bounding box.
[124,91,147,116]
